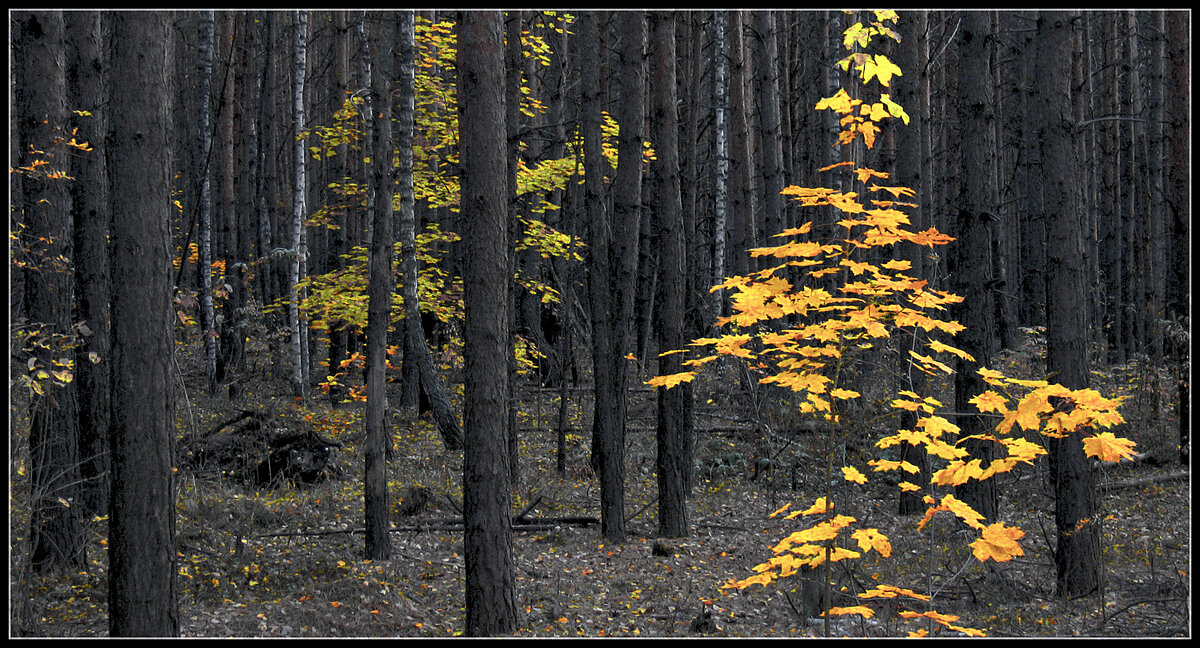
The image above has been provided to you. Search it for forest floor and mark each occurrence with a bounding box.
[11,332,1191,638]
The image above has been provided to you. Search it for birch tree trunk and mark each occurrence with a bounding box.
[197,10,218,394]
[711,11,729,301]
[289,10,309,399]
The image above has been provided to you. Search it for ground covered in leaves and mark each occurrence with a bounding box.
[11,334,1191,638]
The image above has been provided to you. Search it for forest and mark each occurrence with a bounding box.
[8,9,1190,638]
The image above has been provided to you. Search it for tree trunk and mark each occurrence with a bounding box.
[892,9,931,516]
[289,10,310,399]
[1163,11,1189,321]
[66,10,111,517]
[650,12,692,538]
[107,11,178,635]
[579,10,611,479]
[13,9,86,575]
[1035,10,1102,600]
[592,10,646,544]
[751,11,785,240]
[951,10,1000,523]
[711,11,729,302]
[197,11,219,395]
[363,11,394,561]
[397,19,463,451]
[728,11,757,274]
[458,10,517,636]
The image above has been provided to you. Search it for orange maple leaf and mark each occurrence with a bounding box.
[970,522,1026,563]
[825,606,875,618]
[1082,432,1137,463]
[850,528,891,557]
[841,465,868,484]
[645,371,696,389]
[969,390,1009,414]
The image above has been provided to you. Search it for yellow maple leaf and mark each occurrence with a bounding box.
[970,522,1026,562]
[723,572,773,589]
[969,390,1009,414]
[868,459,902,472]
[853,166,890,183]
[851,528,891,557]
[826,606,875,618]
[859,584,929,601]
[927,339,975,362]
[868,183,916,198]
[644,371,696,389]
[931,459,984,487]
[909,350,953,374]
[976,367,1006,385]
[860,54,903,86]
[801,497,833,516]
[828,546,862,562]
[879,93,910,124]
[917,415,960,439]
[840,258,876,275]
[830,387,861,400]
[815,89,854,114]
[841,465,868,484]
[1082,432,1137,463]
[942,494,985,530]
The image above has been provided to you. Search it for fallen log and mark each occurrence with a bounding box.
[1105,470,1189,491]
[254,515,600,539]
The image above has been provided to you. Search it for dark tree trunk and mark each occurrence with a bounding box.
[591,10,647,544]
[892,9,931,516]
[1163,12,1189,322]
[66,10,112,517]
[649,12,692,538]
[728,11,757,274]
[951,10,999,523]
[363,11,395,561]
[751,11,785,240]
[106,11,178,636]
[458,10,517,636]
[13,9,86,575]
[1035,10,1102,600]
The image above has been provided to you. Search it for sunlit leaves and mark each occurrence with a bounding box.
[642,11,1131,632]
[970,522,1026,563]
[898,610,987,637]
[841,465,868,484]
[859,54,903,87]
[859,584,928,601]
[826,605,875,618]
[644,371,696,389]
[918,494,985,531]
[850,528,890,557]
[1083,432,1138,463]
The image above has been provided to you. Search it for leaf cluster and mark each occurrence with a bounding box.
[649,11,1133,636]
